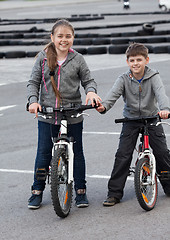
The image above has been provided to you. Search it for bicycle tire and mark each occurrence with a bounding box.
[51,147,72,218]
[134,157,158,211]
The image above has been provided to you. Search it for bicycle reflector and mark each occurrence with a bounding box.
[35,168,47,181]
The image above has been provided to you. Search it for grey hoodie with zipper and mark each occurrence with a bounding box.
[102,66,170,118]
[27,49,97,124]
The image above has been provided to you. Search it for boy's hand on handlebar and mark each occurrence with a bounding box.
[29,103,42,118]
[158,110,170,119]
[96,102,106,113]
[86,92,102,107]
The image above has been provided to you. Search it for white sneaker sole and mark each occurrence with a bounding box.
[28,204,41,209]
[76,203,89,208]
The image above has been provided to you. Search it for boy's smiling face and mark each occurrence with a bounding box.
[126,55,149,79]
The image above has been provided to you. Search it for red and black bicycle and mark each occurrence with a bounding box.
[115,115,170,211]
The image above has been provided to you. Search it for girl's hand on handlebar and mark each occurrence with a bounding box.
[158,110,170,119]
[29,103,42,118]
[86,92,102,107]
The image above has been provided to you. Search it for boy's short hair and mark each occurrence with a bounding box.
[126,42,148,59]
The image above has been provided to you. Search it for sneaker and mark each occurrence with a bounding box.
[28,190,43,209]
[103,197,120,207]
[75,189,89,208]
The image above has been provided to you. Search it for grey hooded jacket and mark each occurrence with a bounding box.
[27,49,97,124]
[102,66,170,118]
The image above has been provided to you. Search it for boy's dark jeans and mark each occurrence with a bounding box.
[32,120,86,192]
[108,120,170,200]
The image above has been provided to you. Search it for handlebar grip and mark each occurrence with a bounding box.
[78,104,93,111]
[26,102,29,111]
[159,113,170,119]
[115,118,128,123]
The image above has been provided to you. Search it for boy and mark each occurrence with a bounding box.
[97,43,170,206]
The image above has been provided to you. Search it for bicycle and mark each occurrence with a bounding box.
[115,115,170,211]
[37,103,96,218]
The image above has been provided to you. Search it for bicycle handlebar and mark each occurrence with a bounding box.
[41,103,97,115]
[26,99,97,113]
[115,114,170,124]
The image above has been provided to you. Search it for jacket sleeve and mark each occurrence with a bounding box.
[27,52,43,104]
[78,55,97,94]
[102,76,124,112]
[151,74,170,111]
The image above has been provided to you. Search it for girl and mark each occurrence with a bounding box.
[27,19,101,209]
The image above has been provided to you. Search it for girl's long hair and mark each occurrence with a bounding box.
[44,19,74,106]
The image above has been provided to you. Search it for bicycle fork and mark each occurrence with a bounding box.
[52,120,74,184]
[138,124,156,185]
[138,151,156,185]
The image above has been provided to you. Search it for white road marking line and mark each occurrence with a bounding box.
[0,169,33,174]
[86,174,134,181]
[0,168,134,180]
[0,83,7,87]
[0,80,27,87]
[87,174,109,179]
[83,131,170,136]
[83,131,120,135]
[0,105,16,111]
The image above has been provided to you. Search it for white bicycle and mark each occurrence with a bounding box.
[39,103,96,218]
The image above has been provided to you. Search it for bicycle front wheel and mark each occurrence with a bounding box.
[134,157,158,211]
[51,147,72,218]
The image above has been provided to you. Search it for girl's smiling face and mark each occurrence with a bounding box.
[51,26,74,54]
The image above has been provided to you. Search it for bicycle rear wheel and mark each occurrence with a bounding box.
[134,157,158,211]
[51,147,72,218]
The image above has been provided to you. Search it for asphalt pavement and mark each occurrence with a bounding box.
[0,1,170,240]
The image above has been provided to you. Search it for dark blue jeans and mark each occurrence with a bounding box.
[32,120,86,191]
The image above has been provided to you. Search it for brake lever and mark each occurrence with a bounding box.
[33,112,53,119]
[156,121,170,127]
[71,113,89,118]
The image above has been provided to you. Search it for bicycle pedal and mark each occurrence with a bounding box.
[36,168,47,181]
[159,171,170,180]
